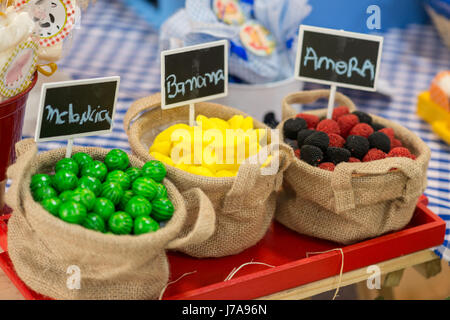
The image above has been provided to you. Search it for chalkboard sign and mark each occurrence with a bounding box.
[161,40,228,109]
[35,77,120,142]
[295,25,383,91]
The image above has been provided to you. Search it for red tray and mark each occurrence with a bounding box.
[0,196,446,300]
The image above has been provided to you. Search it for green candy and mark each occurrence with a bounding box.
[72,152,93,169]
[108,211,133,235]
[142,160,166,182]
[100,181,123,205]
[134,216,159,235]
[106,170,131,191]
[77,175,102,196]
[40,197,62,216]
[104,149,129,171]
[92,197,115,221]
[82,213,105,232]
[59,190,74,202]
[81,160,108,182]
[125,196,152,219]
[119,190,135,210]
[151,198,174,222]
[53,169,78,192]
[30,174,52,192]
[154,183,168,199]
[69,188,96,210]
[59,201,87,224]
[132,177,157,200]
[125,167,141,184]
[33,186,58,202]
[55,158,79,176]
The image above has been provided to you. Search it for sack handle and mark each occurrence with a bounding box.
[167,187,216,250]
[123,93,162,135]
[282,90,357,120]
[5,139,38,214]
[331,158,424,213]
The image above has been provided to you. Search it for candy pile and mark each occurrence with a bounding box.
[149,114,270,177]
[283,106,416,171]
[30,149,174,235]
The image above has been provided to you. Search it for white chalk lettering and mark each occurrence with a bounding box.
[303,47,375,80]
[166,69,225,99]
[44,104,112,126]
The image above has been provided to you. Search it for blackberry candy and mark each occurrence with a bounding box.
[296,129,315,148]
[263,112,279,129]
[370,122,385,132]
[303,131,329,152]
[368,132,391,153]
[352,111,372,124]
[344,135,370,160]
[283,118,307,140]
[326,147,351,164]
[300,145,323,166]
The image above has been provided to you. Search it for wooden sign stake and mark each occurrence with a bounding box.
[189,103,195,127]
[65,138,74,158]
[326,85,337,119]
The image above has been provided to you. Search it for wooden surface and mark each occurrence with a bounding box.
[0,248,443,300]
[259,249,439,300]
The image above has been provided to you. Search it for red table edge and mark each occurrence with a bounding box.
[165,201,446,299]
[0,196,446,300]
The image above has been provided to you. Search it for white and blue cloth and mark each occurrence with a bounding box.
[7,0,449,262]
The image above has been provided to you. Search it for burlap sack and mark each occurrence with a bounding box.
[276,90,431,244]
[124,93,290,258]
[5,139,215,299]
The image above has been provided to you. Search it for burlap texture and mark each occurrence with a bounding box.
[276,90,431,244]
[5,139,215,299]
[124,93,289,258]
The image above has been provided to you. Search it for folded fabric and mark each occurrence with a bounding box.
[160,0,311,84]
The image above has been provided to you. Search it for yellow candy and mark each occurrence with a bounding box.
[187,166,215,177]
[228,115,244,129]
[153,123,191,145]
[241,116,254,130]
[149,141,171,156]
[150,152,175,166]
[196,115,216,130]
[216,170,236,177]
[210,117,230,131]
[261,155,273,168]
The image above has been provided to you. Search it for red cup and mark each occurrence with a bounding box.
[0,73,38,212]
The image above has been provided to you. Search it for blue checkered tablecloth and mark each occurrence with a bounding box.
[11,0,450,261]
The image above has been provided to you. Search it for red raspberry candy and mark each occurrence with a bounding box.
[349,123,374,138]
[294,149,301,159]
[349,157,361,163]
[379,128,395,145]
[318,162,336,171]
[363,148,387,162]
[296,113,320,129]
[316,119,341,135]
[337,114,359,137]
[388,147,415,160]
[391,138,403,149]
[332,106,350,121]
[328,133,345,148]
